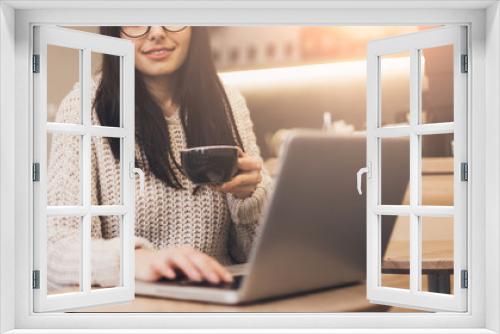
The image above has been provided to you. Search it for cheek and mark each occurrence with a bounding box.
[176,46,190,65]
[124,39,147,70]
[122,38,151,73]
[176,34,192,63]
[133,44,152,72]
[134,43,144,61]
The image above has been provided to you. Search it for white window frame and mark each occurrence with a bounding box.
[0,1,499,333]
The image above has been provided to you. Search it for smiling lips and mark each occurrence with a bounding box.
[142,47,175,60]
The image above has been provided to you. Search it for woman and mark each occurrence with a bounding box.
[47,26,272,290]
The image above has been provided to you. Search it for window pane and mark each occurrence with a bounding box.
[380,137,410,205]
[91,136,122,205]
[421,133,454,206]
[421,216,454,294]
[381,215,410,290]
[91,52,121,127]
[91,216,122,290]
[47,45,81,124]
[47,216,82,295]
[420,45,454,124]
[380,52,410,127]
[47,134,82,206]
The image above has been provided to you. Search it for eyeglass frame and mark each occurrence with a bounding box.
[120,26,188,38]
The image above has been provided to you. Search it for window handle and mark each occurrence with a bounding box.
[130,162,145,194]
[356,163,371,195]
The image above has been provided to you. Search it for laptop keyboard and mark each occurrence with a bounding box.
[157,275,244,290]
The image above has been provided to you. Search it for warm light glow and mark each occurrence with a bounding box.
[219,57,421,89]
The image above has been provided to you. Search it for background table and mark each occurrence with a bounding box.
[382,157,454,294]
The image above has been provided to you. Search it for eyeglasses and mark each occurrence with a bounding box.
[120,26,187,38]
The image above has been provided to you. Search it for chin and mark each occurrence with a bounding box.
[142,67,178,78]
[138,59,179,76]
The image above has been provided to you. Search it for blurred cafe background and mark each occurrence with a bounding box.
[48,26,454,302]
[49,26,453,160]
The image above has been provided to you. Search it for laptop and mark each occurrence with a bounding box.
[135,131,409,304]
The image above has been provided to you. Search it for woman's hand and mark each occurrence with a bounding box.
[214,148,263,199]
[135,245,233,284]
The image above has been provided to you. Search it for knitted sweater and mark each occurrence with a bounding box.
[47,80,272,291]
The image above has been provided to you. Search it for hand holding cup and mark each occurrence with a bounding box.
[213,148,263,199]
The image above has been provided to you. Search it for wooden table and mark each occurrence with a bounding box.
[382,157,454,294]
[77,283,389,313]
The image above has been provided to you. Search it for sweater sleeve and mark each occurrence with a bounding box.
[224,85,273,263]
[47,85,153,293]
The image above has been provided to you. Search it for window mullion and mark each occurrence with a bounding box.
[81,48,92,294]
[409,48,421,294]
[46,123,128,138]
[414,122,454,135]
[119,56,126,288]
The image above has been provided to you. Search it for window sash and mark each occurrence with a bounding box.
[32,26,136,312]
[366,25,468,312]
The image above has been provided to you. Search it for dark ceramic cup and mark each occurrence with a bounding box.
[180,145,239,185]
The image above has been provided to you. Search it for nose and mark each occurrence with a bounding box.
[147,26,167,41]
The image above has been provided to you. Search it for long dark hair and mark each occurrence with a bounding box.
[94,26,244,189]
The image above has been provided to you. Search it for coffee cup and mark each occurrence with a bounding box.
[180,145,239,185]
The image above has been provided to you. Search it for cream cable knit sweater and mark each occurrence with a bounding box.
[47,80,272,291]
